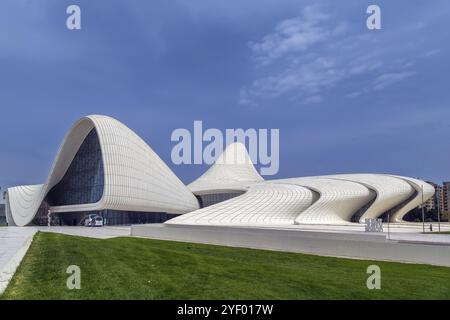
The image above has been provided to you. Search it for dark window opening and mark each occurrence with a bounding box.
[32,209,179,226]
[196,191,245,208]
[46,129,104,206]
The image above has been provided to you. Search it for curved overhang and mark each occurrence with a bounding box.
[386,175,435,222]
[167,183,315,225]
[276,177,376,224]
[323,174,415,223]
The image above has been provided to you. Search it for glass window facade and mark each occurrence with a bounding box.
[46,129,104,206]
[0,204,6,225]
[102,210,178,225]
[46,210,179,226]
[196,192,245,208]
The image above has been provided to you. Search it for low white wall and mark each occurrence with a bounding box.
[131,224,450,267]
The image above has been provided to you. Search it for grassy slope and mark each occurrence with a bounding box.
[2,232,450,300]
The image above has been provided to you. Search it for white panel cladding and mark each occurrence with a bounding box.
[167,183,315,225]
[7,115,199,226]
[5,185,45,226]
[92,115,199,213]
[168,142,435,226]
[387,175,435,222]
[4,192,16,226]
[274,178,376,224]
[5,115,436,227]
[188,142,264,193]
[323,174,414,222]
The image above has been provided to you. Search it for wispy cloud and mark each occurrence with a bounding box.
[249,6,345,65]
[424,49,441,57]
[240,5,419,106]
[241,56,345,104]
[373,71,415,91]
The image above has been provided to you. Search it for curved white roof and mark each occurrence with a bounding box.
[168,147,434,225]
[323,174,414,223]
[188,142,264,193]
[6,115,435,227]
[387,175,435,222]
[6,115,199,226]
[5,184,45,227]
[167,183,315,225]
[274,177,376,224]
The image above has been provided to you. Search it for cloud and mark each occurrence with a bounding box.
[301,94,322,104]
[249,6,337,65]
[424,49,441,57]
[241,5,419,106]
[242,56,345,103]
[373,71,415,91]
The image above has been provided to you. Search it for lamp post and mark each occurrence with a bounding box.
[47,209,51,228]
[387,213,390,240]
[421,184,425,233]
[437,189,441,233]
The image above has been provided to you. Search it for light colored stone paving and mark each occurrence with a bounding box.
[36,226,131,239]
[0,227,38,294]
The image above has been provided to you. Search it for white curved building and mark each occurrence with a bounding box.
[168,143,435,226]
[5,115,434,227]
[5,115,199,227]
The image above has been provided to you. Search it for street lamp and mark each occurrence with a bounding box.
[47,209,52,228]
[437,188,441,233]
[421,184,425,233]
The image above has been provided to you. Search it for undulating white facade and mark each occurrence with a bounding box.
[5,115,434,227]
[5,115,199,226]
[168,143,435,226]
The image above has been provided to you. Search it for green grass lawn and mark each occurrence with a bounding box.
[2,232,450,300]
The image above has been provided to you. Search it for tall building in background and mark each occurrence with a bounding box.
[442,181,450,217]
[422,181,450,221]
[424,181,443,211]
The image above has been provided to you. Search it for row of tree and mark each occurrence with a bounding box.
[403,207,450,223]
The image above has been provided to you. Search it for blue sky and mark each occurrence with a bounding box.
[1,0,450,199]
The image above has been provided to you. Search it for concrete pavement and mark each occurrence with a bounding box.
[0,227,37,294]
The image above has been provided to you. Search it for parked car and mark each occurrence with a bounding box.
[84,214,103,227]
[93,216,103,227]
